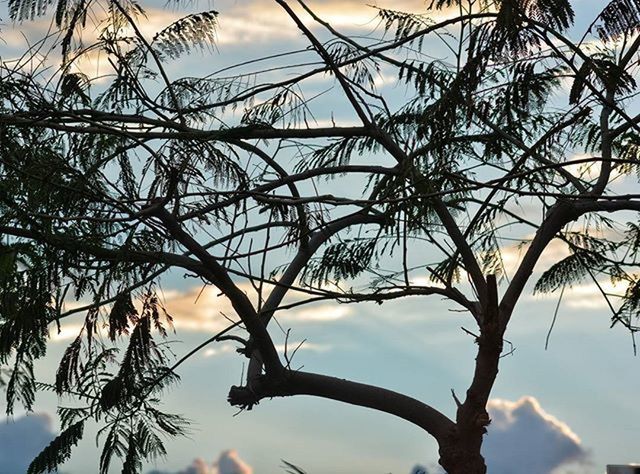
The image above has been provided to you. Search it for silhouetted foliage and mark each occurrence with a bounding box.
[2,0,640,472]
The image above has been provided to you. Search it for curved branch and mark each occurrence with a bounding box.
[228,369,455,443]
[498,201,580,328]
[148,205,284,376]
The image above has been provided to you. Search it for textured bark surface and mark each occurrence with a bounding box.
[438,275,503,473]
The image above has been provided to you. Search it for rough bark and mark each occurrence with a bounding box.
[438,275,503,473]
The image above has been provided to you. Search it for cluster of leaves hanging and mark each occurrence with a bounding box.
[569,53,637,104]
[151,11,218,61]
[324,40,381,90]
[0,240,57,415]
[28,420,85,474]
[489,0,574,57]
[377,0,576,158]
[298,135,381,173]
[614,132,640,178]
[241,86,311,128]
[26,291,184,474]
[58,72,91,107]
[492,62,565,127]
[375,6,434,51]
[153,75,240,124]
[301,238,378,286]
[593,0,640,41]
[533,229,623,295]
[613,223,640,329]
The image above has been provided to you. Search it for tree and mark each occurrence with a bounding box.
[1,0,640,472]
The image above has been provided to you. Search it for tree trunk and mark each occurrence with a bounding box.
[438,443,487,474]
[438,275,503,473]
[438,401,491,473]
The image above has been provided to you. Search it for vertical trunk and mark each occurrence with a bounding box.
[438,275,503,473]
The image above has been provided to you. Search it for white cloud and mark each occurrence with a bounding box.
[49,284,352,346]
[215,0,455,40]
[217,450,253,474]
[149,449,253,474]
[0,413,55,473]
[274,341,332,353]
[160,287,237,333]
[202,340,331,358]
[500,239,571,277]
[483,397,589,474]
[282,304,353,322]
[160,285,353,330]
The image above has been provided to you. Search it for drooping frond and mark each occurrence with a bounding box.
[282,460,308,474]
[55,334,82,395]
[594,0,640,41]
[108,292,138,341]
[302,239,377,286]
[325,40,381,89]
[625,222,640,253]
[58,72,91,106]
[471,0,575,58]
[240,86,312,128]
[0,244,53,414]
[534,248,607,293]
[615,133,640,178]
[297,136,379,173]
[524,0,575,31]
[569,54,637,104]
[27,420,85,474]
[375,6,434,50]
[8,0,53,21]
[151,11,218,60]
[614,278,640,328]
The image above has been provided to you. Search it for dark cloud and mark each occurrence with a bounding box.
[483,397,589,474]
[409,465,429,474]
[0,413,55,474]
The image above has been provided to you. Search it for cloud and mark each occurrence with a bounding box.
[215,0,455,40]
[280,304,353,322]
[50,283,352,346]
[483,397,589,474]
[0,413,56,474]
[217,450,253,474]
[160,287,237,333]
[203,341,331,358]
[159,284,354,332]
[149,449,253,474]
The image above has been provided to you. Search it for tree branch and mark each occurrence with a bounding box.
[228,369,455,442]
[148,205,284,376]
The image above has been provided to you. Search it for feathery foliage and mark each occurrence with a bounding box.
[2,0,640,471]
[27,420,85,474]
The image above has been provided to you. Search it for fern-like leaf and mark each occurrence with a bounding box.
[55,333,82,395]
[282,460,308,474]
[302,239,377,285]
[595,0,640,41]
[534,250,606,293]
[151,11,218,60]
[27,420,85,474]
[109,293,138,341]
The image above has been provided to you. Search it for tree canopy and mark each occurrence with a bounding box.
[2,0,640,472]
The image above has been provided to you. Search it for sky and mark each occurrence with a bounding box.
[1,0,640,473]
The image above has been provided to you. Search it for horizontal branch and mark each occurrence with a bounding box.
[0,225,200,270]
[0,114,370,141]
[228,370,455,442]
[573,200,640,213]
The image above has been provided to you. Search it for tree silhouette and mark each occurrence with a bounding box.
[2,0,640,472]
